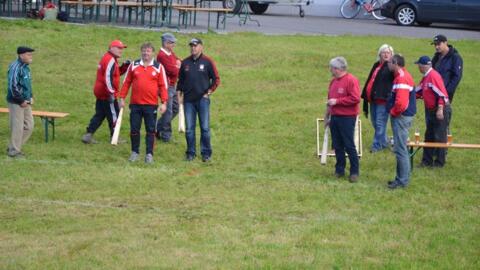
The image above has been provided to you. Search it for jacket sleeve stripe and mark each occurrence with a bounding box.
[105,58,115,94]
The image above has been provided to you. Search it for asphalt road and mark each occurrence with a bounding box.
[188,6,480,40]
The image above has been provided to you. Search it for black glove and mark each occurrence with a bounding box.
[123,60,131,66]
[362,100,369,118]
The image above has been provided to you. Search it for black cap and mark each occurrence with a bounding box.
[17,46,35,54]
[189,38,203,46]
[431,35,447,45]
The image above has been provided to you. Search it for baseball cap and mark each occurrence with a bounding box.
[189,38,203,46]
[414,56,432,65]
[17,46,35,54]
[109,40,127,49]
[161,32,176,43]
[431,34,447,45]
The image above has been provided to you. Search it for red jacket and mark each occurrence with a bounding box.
[416,68,449,110]
[156,48,180,87]
[93,51,128,100]
[118,59,168,105]
[328,73,361,116]
[390,68,415,117]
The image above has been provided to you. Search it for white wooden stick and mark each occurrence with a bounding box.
[111,107,123,145]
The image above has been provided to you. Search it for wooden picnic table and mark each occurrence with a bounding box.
[408,140,480,169]
[0,107,69,143]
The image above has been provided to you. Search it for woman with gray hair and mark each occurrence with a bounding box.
[324,56,361,183]
[361,44,395,153]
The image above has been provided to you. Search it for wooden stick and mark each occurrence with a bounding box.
[178,103,185,133]
[320,125,329,165]
[111,107,123,145]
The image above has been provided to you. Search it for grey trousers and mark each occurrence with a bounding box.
[8,102,34,154]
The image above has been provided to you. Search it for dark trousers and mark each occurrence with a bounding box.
[422,106,451,166]
[330,115,359,176]
[86,99,119,136]
[156,86,179,141]
[130,104,157,155]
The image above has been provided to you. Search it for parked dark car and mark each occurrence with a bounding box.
[381,0,480,26]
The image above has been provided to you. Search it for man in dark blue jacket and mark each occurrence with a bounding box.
[431,35,462,128]
[431,35,463,102]
[177,38,220,162]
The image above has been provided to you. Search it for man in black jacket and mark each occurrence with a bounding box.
[177,38,220,162]
[431,35,463,102]
[431,35,462,128]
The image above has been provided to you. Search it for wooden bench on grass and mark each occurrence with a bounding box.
[408,141,480,169]
[0,108,69,143]
[173,6,232,29]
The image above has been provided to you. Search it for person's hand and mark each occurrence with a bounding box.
[124,60,131,66]
[159,103,167,114]
[30,97,34,105]
[20,101,28,108]
[119,98,125,108]
[327,98,337,106]
[175,59,181,69]
[108,95,115,104]
[203,89,212,98]
[436,106,444,120]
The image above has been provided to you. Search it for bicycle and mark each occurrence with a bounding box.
[340,0,386,20]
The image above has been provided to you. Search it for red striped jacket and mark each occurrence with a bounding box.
[93,51,128,100]
[415,68,449,109]
[118,59,168,105]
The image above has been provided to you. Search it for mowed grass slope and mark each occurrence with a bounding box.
[0,19,479,269]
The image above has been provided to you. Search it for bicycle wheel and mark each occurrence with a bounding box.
[371,0,386,20]
[340,0,361,19]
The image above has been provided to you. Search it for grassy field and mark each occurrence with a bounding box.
[0,19,479,269]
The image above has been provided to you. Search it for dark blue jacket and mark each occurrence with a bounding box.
[177,54,220,102]
[432,45,463,102]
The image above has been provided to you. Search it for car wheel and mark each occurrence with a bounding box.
[223,0,242,14]
[248,2,269,15]
[394,4,416,26]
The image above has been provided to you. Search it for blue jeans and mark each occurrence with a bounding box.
[184,97,211,158]
[370,103,389,151]
[330,115,359,176]
[391,115,413,186]
[129,104,157,155]
[156,86,179,141]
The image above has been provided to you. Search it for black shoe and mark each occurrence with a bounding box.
[419,162,433,168]
[202,156,211,162]
[388,181,406,189]
[334,173,345,178]
[349,174,359,183]
[433,161,444,168]
[185,155,195,161]
[387,180,395,185]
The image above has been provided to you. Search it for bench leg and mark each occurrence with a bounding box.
[41,117,49,143]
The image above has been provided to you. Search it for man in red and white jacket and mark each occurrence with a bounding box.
[415,55,450,167]
[386,54,416,189]
[82,40,129,144]
[324,56,361,183]
[118,43,168,164]
[156,33,182,142]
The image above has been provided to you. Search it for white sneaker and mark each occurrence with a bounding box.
[145,153,153,164]
[128,152,139,162]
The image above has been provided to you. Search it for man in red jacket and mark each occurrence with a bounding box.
[156,33,182,142]
[387,54,416,189]
[119,43,168,164]
[82,40,129,144]
[324,56,361,183]
[415,56,450,167]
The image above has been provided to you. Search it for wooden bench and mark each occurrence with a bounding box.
[0,108,69,143]
[173,6,232,29]
[408,141,480,169]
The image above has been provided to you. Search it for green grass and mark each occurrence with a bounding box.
[1,19,479,269]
